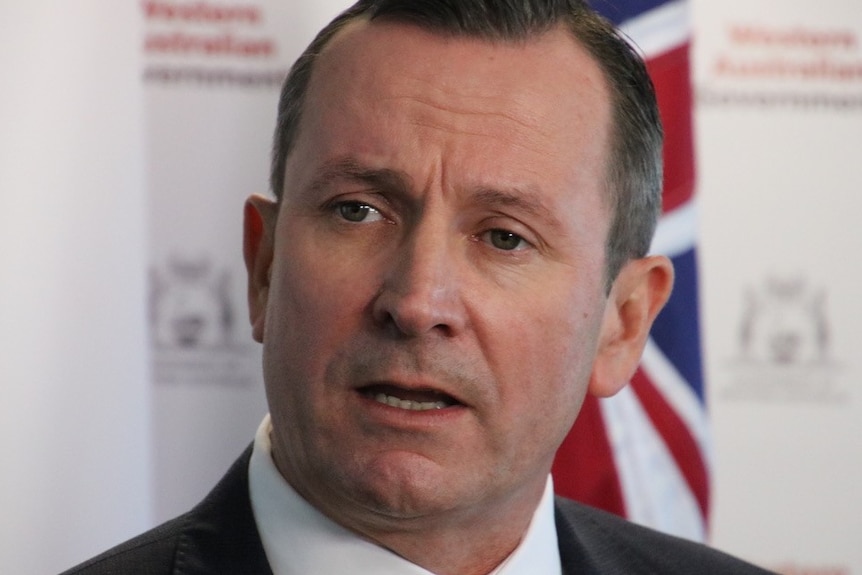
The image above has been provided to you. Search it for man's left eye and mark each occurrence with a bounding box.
[485,229,529,251]
[336,201,383,223]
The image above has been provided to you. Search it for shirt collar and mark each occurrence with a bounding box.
[248,415,561,575]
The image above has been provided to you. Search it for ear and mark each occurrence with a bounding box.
[588,255,674,398]
[243,194,278,343]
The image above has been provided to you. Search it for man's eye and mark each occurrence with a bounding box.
[336,201,383,223]
[486,229,528,251]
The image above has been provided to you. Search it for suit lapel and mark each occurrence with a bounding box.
[555,498,604,575]
[173,447,274,575]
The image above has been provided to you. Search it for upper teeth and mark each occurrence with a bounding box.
[374,393,447,411]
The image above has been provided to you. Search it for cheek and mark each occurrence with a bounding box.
[264,229,387,379]
[261,252,367,446]
[490,284,604,426]
[478,312,597,475]
[264,245,352,372]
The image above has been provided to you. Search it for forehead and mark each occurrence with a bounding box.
[292,18,612,206]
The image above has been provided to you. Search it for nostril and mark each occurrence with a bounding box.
[370,248,467,337]
[374,295,458,338]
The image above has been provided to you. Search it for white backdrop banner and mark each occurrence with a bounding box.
[695,0,862,573]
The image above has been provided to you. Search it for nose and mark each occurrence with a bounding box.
[371,222,467,338]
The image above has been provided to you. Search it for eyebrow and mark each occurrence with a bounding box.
[472,187,565,234]
[308,156,412,196]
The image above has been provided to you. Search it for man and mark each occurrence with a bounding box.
[63,1,774,573]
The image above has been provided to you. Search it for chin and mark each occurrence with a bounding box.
[346,454,470,520]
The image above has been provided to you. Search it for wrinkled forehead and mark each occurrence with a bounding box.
[296,18,613,189]
[311,17,608,113]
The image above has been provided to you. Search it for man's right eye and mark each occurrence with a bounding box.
[336,201,383,223]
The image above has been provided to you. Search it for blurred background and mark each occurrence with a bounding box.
[1,1,859,573]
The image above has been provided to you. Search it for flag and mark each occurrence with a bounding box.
[552,0,710,542]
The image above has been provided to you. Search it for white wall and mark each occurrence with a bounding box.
[0,2,150,573]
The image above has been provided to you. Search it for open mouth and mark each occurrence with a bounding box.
[360,384,460,412]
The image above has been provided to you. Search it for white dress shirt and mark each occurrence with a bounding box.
[248,415,562,575]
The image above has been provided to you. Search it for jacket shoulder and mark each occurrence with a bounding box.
[58,515,188,575]
[554,497,775,575]
[59,447,271,575]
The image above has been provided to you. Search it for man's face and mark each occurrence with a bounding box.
[249,20,620,533]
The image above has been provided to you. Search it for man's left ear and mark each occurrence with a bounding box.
[588,255,674,398]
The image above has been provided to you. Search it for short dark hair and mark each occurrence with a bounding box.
[269,0,663,286]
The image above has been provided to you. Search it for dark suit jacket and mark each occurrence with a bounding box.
[60,448,774,574]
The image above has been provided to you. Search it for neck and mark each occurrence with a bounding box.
[274,450,547,575]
